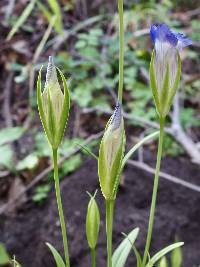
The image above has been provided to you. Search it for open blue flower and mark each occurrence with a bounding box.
[149,23,192,118]
[150,23,192,50]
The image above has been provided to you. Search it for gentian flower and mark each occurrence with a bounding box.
[149,23,192,118]
[98,102,125,200]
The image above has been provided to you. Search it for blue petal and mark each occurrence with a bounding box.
[150,23,192,50]
[150,23,177,47]
[173,32,192,49]
[150,25,157,44]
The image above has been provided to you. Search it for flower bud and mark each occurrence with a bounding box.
[86,192,100,250]
[98,102,125,200]
[37,56,70,149]
[149,23,192,118]
[158,257,168,267]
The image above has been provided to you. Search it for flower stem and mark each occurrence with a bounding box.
[117,0,124,104]
[91,248,96,267]
[52,148,70,267]
[142,118,165,267]
[106,199,115,267]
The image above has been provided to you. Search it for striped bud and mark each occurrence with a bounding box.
[37,56,70,149]
[98,103,125,200]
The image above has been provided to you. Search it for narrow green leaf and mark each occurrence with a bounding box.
[76,144,98,160]
[37,0,63,34]
[7,0,36,40]
[146,242,184,267]
[128,242,142,267]
[37,67,52,144]
[112,228,139,267]
[121,131,159,170]
[36,0,53,23]
[46,242,66,267]
[56,68,70,146]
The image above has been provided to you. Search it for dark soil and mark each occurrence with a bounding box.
[1,153,200,267]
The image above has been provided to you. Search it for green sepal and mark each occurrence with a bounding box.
[86,192,100,249]
[56,68,70,148]
[160,63,170,118]
[166,51,181,114]
[149,49,161,115]
[98,132,109,199]
[146,242,184,267]
[46,242,66,267]
[111,129,126,200]
[37,67,52,145]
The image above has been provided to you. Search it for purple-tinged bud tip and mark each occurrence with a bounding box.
[110,102,122,131]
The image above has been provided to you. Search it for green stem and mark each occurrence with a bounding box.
[91,248,96,267]
[52,148,70,267]
[106,200,115,267]
[117,0,124,104]
[142,118,165,267]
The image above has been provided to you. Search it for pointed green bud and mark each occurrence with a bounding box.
[98,103,125,200]
[86,192,100,250]
[158,257,168,267]
[37,56,70,149]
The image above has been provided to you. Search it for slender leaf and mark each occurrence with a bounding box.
[121,131,159,170]
[7,0,36,40]
[112,228,139,267]
[146,242,184,267]
[46,243,66,267]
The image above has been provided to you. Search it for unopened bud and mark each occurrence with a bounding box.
[98,103,125,200]
[37,56,70,149]
[86,192,100,250]
[158,257,168,267]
